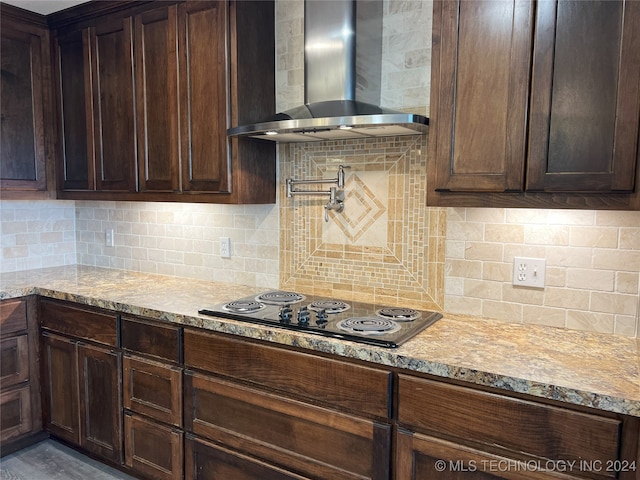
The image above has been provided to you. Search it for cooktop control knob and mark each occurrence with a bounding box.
[279,305,293,324]
[297,306,310,325]
[315,309,328,326]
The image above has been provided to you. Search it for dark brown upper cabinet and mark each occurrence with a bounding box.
[428,0,640,210]
[52,0,275,204]
[0,5,54,198]
[54,16,136,193]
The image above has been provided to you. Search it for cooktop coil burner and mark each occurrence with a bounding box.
[376,307,421,322]
[337,317,401,335]
[199,291,442,348]
[256,291,305,305]
[223,300,265,314]
[308,300,350,314]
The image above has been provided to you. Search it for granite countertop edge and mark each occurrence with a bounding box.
[1,266,638,418]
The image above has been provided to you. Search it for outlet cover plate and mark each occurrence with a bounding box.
[220,237,231,258]
[513,257,546,288]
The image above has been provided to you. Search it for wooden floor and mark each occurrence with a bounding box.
[0,439,137,480]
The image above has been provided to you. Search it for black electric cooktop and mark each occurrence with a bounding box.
[199,290,442,348]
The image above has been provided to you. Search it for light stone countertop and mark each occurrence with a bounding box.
[1,265,638,417]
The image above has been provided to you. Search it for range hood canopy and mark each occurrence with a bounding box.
[227,0,429,143]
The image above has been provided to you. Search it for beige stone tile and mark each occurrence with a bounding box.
[569,226,618,248]
[484,224,524,243]
[619,228,640,250]
[464,242,503,262]
[566,311,614,334]
[592,249,640,272]
[590,292,638,316]
[522,305,566,328]
[446,259,482,279]
[566,268,614,292]
[545,246,593,268]
[544,287,590,310]
[465,208,505,223]
[524,225,569,246]
[463,279,502,300]
[482,262,511,282]
[616,272,639,295]
[444,295,483,316]
[545,267,566,287]
[614,315,638,337]
[595,210,640,227]
[502,285,544,305]
[482,300,523,323]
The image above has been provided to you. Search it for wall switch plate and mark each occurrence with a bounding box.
[105,228,115,247]
[220,237,231,258]
[513,257,546,288]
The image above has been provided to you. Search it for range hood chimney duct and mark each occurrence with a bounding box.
[227,0,429,143]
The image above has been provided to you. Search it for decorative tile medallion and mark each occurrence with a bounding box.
[280,134,445,311]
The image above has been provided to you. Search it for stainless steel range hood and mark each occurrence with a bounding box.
[227,0,428,143]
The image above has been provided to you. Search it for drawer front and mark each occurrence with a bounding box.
[184,371,391,480]
[125,413,183,480]
[0,299,27,337]
[121,318,181,362]
[185,435,312,480]
[0,334,29,388]
[40,299,117,346]
[0,385,32,443]
[398,375,621,475]
[123,354,182,426]
[183,329,392,419]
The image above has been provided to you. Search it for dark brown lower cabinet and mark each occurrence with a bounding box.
[396,374,639,480]
[0,386,32,443]
[185,434,312,480]
[397,430,551,480]
[125,413,183,480]
[184,371,391,480]
[0,297,41,450]
[41,332,123,464]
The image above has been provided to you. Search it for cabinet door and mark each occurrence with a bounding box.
[527,0,640,192]
[89,18,136,192]
[42,333,79,445]
[185,435,312,480]
[78,343,123,463]
[56,29,93,191]
[123,355,182,426]
[396,430,555,480]
[0,385,32,443]
[178,1,230,194]
[134,5,180,193]
[125,413,183,480]
[0,23,47,192]
[429,0,533,192]
[0,335,29,389]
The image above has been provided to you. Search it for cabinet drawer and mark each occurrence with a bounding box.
[125,413,183,480]
[121,318,181,362]
[183,329,392,419]
[398,375,621,472]
[1,334,29,388]
[123,354,182,426]
[0,384,32,442]
[185,435,312,480]
[0,299,27,336]
[184,371,391,480]
[40,299,117,346]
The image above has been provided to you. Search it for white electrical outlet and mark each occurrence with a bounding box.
[512,257,546,288]
[105,228,115,247]
[220,237,231,258]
